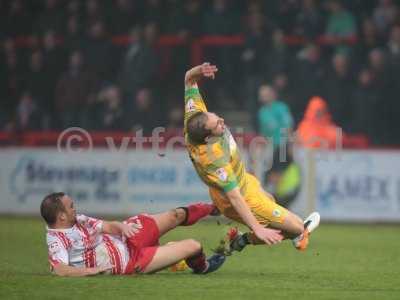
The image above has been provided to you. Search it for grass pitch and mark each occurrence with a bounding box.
[1,217,399,300]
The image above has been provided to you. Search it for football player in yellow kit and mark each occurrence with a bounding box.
[183,63,320,252]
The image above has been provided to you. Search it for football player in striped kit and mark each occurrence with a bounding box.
[42,192,225,276]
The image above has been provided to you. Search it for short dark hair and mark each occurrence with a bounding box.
[187,112,211,144]
[40,192,66,225]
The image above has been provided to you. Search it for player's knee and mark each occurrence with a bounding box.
[166,209,182,225]
[173,208,187,224]
[186,239,202,255]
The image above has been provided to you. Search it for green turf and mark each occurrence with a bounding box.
[1,217,399,300]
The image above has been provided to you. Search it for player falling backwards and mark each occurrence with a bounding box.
[41,192,225,276]
[183,63,320,252]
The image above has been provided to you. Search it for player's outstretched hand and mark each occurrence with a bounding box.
[120,222,142,238]
[253,226,283,246]
[201,62,218,79]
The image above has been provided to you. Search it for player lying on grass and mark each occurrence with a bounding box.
[183,63,320,252]
[41,192,225,276]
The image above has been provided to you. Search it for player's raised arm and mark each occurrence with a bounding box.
[184,63,218,127]
[184,62,218,89]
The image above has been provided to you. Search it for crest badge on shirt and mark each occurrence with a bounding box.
[216,168,228,182]
[186,99,196,112]
[49,241,60,252]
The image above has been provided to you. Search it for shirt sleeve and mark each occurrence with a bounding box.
[47,235,69,270]
[77,214,104,235]
[204,163,238,193]
[184,86,208,127]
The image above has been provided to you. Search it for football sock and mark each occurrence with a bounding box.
[185,251,208,273]
[178,203,215,226]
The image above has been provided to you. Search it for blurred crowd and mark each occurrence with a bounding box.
[1,0,400,145]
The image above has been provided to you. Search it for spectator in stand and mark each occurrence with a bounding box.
[373,0,398,35]
[118,25,159,102]
[368,47,398,144]
[354,18,384,66]
[203,0,240,35]
[178,0,203,37]
[271,73,295,121]
[66,0,81,18]
[351,69,381,143]
[264,29,290,80]
[322,52,353,130]
[273,0,300,34]
[42,29,67,90]
[368,48,392,96]
[292,44,325,123]
[84,0,104,27]
[2,0,32,38]
[325,0,357,53]
[257,84,294,151]
[34,0,65,35]
[166,106,183,131]
[125,88,161,135]
[387,25,400,69]
[325,0,357,39]
[242,11,271,79]
[295,0,324,39]
[387,26,400,140]
[107,0,138,35]
[241,10,271,129]
[91,85,125,130]
[0,41,23,114]
[23,50,52,121]
[203,0,240,95]
[64,15,85,52]
[13,91,43,131]
[142,0,164,26]
[81,20,114,81]
[55,51,98,128]
[296,96,341,149]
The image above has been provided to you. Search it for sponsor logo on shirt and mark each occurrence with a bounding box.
[186,99,196,112]
[272,209,281,218]
[216,168,228,182]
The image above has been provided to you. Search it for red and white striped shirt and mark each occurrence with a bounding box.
[46,214,130,274]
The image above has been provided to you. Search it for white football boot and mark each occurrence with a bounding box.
[293,212,321,251]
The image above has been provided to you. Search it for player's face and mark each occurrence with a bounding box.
[60,195,77,226]
[205,112,225,137]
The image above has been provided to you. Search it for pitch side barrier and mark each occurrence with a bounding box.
[0,131,399,222]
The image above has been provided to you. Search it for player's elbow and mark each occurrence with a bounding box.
[184,71,191,84]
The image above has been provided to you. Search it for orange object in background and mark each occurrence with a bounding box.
[296,96,342,149]
[297,96,369,149]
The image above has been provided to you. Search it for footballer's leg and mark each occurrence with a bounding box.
[142,239,225,274]
[228,187,320,252]
[151,202,217,237]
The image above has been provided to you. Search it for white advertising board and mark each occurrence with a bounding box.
[314,150,400,221]
[0,148,209,215]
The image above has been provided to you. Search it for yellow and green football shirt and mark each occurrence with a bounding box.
[184,87,247,193]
